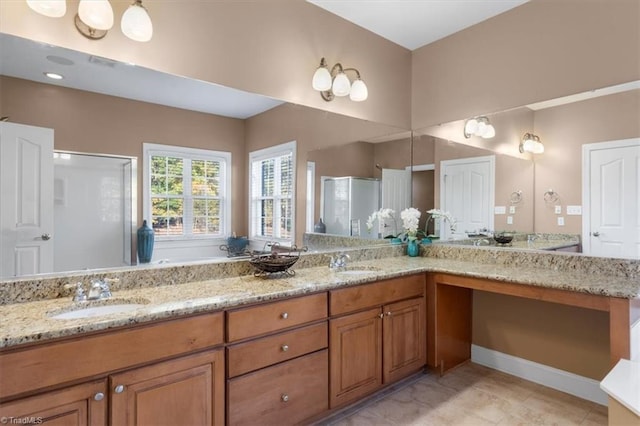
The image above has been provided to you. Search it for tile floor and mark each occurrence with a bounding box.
[321,363,607,426]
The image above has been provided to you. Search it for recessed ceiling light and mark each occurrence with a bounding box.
[44,72,64,80]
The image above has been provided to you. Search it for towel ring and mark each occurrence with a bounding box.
[544,189,559,204]
[509,190,522,204]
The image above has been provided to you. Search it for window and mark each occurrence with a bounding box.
[249,141,296,243]
[143,143,231,239]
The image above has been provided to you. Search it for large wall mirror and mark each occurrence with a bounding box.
[2,32,638,280]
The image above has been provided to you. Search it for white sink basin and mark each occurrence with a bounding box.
[49,303,146,320]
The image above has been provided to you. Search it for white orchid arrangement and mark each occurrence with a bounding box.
[426,209,457,233]
[367,207,423,241]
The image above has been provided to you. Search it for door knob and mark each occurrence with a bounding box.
[591,232,600,237]
[41,233,52,241]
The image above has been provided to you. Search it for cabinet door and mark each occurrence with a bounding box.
[329,307,382,408]
[0,380,107,426]
[383,297,426,383]
[110,349,224,426]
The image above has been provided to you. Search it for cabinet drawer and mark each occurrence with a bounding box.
[227,350,328,426]
[0,312,224,400]
[330,274,425,316]
[227,293,327,342]
[228,322,328,378]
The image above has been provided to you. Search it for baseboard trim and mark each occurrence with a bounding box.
[471,345,607,406]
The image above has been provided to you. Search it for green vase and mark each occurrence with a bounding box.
[407,239,419,257]
[137,220,155,263]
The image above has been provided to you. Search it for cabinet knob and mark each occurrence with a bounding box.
[281,312,288,319]
[378,313,384,319]
[114,385,125,394]
[386,311,392,316]
[281,394,289,402]
[281,344,289,352]
[94,392,105,401]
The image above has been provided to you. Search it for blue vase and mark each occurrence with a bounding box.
[406,239,419,257]
[137,220,155,263]
[390,237,403,245]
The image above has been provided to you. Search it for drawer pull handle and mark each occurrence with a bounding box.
[94,392,105,401]
[281,394,289,402]
[281,344,289,352]
[281,312,289,319]
[114,385,125,394]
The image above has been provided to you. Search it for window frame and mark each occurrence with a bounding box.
[248,141,296,244]
[142,143,231,241]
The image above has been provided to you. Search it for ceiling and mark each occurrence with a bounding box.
[307,0,530,50]
[2,1,531,118]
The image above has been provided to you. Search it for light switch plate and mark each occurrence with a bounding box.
[507,216,513,225]
[567,205,582,215]
[495,206,506,215]
[554,205,562,214]
[557,216,565,226]
[509,206,516,214]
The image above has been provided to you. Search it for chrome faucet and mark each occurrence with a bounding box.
[329,252,350,271]
[70,278,118,302]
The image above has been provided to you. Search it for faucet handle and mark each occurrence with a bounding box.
[72,282,87,302]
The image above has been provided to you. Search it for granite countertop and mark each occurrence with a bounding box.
[1,255,639,350]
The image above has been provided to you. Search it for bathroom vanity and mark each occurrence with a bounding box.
[0,245,638,425]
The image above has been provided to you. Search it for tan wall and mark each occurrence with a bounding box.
[533,89,640,234]
[0,76,247,233]
[473,292,610,380]
[412,0,640,128]
[1,0,411,128]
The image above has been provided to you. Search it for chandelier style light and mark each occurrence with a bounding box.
[26,0,153,42]
[312,58,368,102]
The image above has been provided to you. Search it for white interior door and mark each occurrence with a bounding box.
[440,156,495,239]
[381,168,411,214]
[0,122,54,277]
[583,139,640,259]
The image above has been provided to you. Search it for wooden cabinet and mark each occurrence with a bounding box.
[0,380,107,426]
[329,275,426,408]
[226,293,329,425]
[0,313,225,426]
[110,349,224,426]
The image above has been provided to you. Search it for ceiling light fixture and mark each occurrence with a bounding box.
[519,133,544,154]
[26,0,153,42]
[312,57,368,102]
[463,116,495,139]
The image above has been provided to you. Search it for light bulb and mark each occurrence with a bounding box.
[312,65,332,91]
[481,124,495,139]
[27,0,66,17]
[121,1,153,42]
[532,141,545,154]
[332,72,351,97]
[349,78,368,101]
[475,120,487,137]
[464,119,478,137]
[78,0,114,30]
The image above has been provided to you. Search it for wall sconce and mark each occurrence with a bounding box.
[463,116,495,139]
[26,0,153,42]
[312,58,368,102]
[520,133,545,154]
